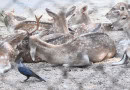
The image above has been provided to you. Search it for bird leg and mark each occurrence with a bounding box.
[24,76,30,82]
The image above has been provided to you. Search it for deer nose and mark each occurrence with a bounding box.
[122,16,127,20]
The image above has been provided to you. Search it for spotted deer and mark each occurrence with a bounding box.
[0,30,27,73]
[105,2,130,24]
[68,5,101,34]
[112,10,130,37]
[3,11,26,32]
[68,4,116,36]
[0,13,44,73]
[69,5,91,25]
[27,30,116,66]
[45,6,76,34]
[108,8,130,65]
[0,10,51,33]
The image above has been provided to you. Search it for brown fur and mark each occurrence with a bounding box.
[15,21,53,32]
[46,6,76,34]
[29,33,116,66]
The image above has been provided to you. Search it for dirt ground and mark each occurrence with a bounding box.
[0,0,130,90]
[1,58,130,90]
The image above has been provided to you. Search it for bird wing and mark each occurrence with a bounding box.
[18,66,33,76]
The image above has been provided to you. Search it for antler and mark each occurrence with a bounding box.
[30,15,43,35]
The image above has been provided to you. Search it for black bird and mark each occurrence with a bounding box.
[16,52,46,82]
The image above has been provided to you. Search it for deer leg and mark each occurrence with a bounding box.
[71,54,92,67]
[30,45,36,61]
[112,51,128,65]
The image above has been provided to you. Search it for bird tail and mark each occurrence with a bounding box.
[34,73,46,82]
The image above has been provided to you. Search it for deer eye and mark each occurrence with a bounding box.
[120,7,125,11]
[122,16,127,20]
[112,8,116,10]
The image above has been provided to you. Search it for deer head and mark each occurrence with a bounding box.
[16,15,44,63]
[106,2,129,23]
[69,5,91,26]
[46,6,76,34]
[112,10,129,31]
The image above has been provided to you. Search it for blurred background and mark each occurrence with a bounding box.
[0,0,129,15]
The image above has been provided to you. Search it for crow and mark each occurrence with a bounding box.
[16,52,46,82]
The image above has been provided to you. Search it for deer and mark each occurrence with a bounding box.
[17,6,77,63]
[111,10,130,37]
[107,8,130,65]
[0,13,46,73]
[105,2,130,25]
[2,11,26,32]
[27,31,116,67]
[68,5,102,34]
[0,30,27,73]
[68,4,117,36]
[0,10,52,33]
[68,5,92,26]
[4,6,76,36]
[14,6,117,64]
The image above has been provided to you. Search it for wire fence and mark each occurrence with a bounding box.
[0,0,130,90]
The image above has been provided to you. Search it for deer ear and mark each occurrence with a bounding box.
[128,4,130,9]
[66,6,76,18]
[46,8,58,18]
[81,5,88,13]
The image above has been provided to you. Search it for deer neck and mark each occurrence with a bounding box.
[6,34,26,49]
[30,36,62,48]
[82,13,91,25]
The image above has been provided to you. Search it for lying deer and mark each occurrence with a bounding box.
[112,10,130,37]
[0,10,52,33]
[109,8,130,65]
[68,4,115,36]
[28,30,116,66]
[0,30,27,73]
[16,6,117,64]
[0,14,44,72]
[3,11,26,32]
[17,6,77,62]
[105,2,130,24]
[69,5,91,26]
